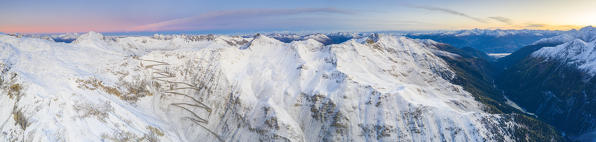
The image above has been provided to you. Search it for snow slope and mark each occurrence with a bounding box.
[532,26,596,76]
[0,32,527,141]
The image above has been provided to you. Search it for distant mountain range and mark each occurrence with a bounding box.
[406,29,564,53]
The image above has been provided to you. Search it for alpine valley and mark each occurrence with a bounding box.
[1,27,596,142]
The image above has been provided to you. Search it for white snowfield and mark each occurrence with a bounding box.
[0,32,518,141]
[532,26,596,76]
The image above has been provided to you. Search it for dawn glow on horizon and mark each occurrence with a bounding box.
[1,0,595,33]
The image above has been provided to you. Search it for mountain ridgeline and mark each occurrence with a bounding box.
[4,27,596,141]
[0,31,569,142]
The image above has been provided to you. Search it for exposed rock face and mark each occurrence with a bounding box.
[0,32,560,141]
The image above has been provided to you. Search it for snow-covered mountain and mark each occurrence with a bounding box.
[497,26,596,141]
[0,32,560,141]
[267,32,360,45]
[6,33,81,43]
[532,26,596,76]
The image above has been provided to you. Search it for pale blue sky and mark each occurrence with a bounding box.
[1,0,594,33]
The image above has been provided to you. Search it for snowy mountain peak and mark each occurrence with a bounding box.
[78,31,104,40]
[248,34,285,47]
[532,26,596,76]
[579,25,595,32]
[534,26,596,45]
[576,26,596,42]
[302,33,331,44]
[73,31,105,45]
[0,33,559,141]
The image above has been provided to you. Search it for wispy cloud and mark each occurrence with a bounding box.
[128,8,352,31]
[523,24,582,30]
[488,16,512,24]
[484,23,583,31]
[525,24,545,28]
[409,5,487,23]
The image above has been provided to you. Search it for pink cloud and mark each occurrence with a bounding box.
[0,24,130,34]
[127,8,352,32]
